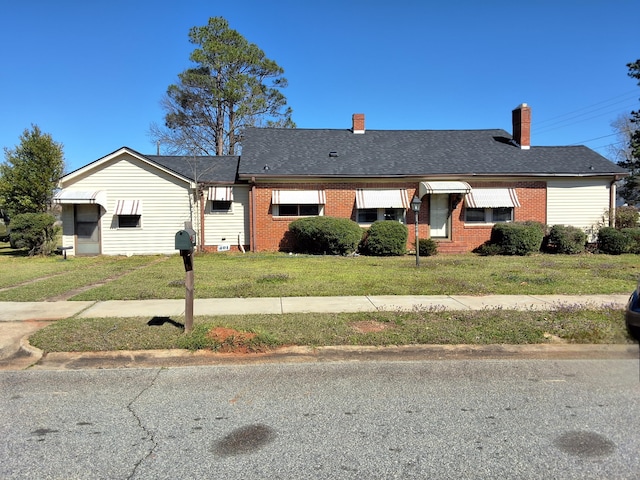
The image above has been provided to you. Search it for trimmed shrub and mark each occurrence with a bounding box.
[544,225,586,254]
[9,213,59,256]
[489,222,544,256]
[417,238,438,256]
[597,227,631,255]
[361,221,408,256]
[621,227,640,254]
[288,216,363,255]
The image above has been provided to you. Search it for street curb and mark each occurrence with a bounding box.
[24,343,640,370]
[19,336,43,362]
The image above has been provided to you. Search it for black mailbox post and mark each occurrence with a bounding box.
[175,228,197,333]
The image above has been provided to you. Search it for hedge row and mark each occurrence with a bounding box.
[288,216,640,257]
[288,217,414,256]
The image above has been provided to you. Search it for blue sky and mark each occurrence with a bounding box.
[1,0,638,172]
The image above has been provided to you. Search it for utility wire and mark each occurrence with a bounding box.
[535,90,638,127]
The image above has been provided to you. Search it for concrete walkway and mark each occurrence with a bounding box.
[0,294,634,370]
[0,294,631,321]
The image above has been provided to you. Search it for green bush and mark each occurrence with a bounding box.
[488,222,544,256]
[597,227,631,255]
[621,227,640,254]
[544,225,586,254]
[417,238,438,256]
[9,213,59,256]
[361,221,408,256]
[615,206,639,230]
[288,216,363,255]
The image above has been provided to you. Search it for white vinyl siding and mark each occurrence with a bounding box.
[547,179,611,239]
[60,153,194,255]
[204,185,250,247]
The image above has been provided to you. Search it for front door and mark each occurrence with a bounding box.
[75,204,101,255]
[429,194,450,238]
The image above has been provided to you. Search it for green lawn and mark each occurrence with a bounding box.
[0,250,637,302]
[29,305,633,353]
[2,248,637,351]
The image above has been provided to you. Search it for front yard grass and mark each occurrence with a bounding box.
[1,251,632,302]
[29,305,633,353]
[2,249,637,352]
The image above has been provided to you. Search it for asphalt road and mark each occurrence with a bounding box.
[1,359,639,479]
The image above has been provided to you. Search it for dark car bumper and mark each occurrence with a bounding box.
[625,290,640,329]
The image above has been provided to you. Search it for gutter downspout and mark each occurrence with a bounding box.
[609,179,617,228]
[200,186,205,252]
[251,178,257,252]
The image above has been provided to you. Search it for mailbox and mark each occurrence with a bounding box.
[175,228,196,251]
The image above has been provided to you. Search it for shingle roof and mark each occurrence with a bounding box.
[238,127,627,177]
[146,155,240,183]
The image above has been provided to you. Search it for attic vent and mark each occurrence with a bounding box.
[329,151,338,157]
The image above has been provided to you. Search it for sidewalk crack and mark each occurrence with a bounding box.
[127,368,162,479]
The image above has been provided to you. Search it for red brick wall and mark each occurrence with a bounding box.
[250,180,547,253]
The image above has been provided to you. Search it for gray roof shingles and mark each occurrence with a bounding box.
[146,154,240,183]
[238,127,627,177]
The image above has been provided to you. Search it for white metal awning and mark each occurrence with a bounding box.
[272,190,326,204]
[208,186,234,201]
[419,181,472,197]
[53,190,107,208]
[465,188,520,208]
[115,199,143,215]
[355,189,410,209]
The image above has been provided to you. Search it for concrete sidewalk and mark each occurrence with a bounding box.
[0,294,631,321]
[0,294,634,370]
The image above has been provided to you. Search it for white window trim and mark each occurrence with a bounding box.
[464,207,514,224]
[210,199,233,214]
[117,214,142,229]
[273,204,325,217]
[357,208,407,226]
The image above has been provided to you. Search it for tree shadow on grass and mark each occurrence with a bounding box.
[147,316,184,330]
[0,246,29,257]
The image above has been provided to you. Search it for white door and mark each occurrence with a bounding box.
[430,194,449,238]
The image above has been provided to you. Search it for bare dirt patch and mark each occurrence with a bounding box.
[351,320,392,334]
[207,327,259,354]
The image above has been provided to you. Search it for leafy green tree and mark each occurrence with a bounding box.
[9,212,59,256]
[618,60,640,204]
[151,16,294,156]
[0,125,65,216]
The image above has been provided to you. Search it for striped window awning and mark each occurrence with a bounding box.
[208,186,234,202]
[115,199,143,215]
[53,190,107,208]
[419,181,471,197]
[356,189,410,209]
[465,188,520,208]
[272,190,326,204]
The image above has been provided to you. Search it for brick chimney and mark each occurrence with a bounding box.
[512,103,531,149]
[352,113,365,134]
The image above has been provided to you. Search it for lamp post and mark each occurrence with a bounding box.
[411,195,422,267]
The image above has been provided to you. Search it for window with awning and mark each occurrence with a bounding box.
[53,190,107,208]
[355,189,409,225]
[464,188,519,224]
[355,189,409,209]
[272,190,325,217]
[464,188,520,208]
